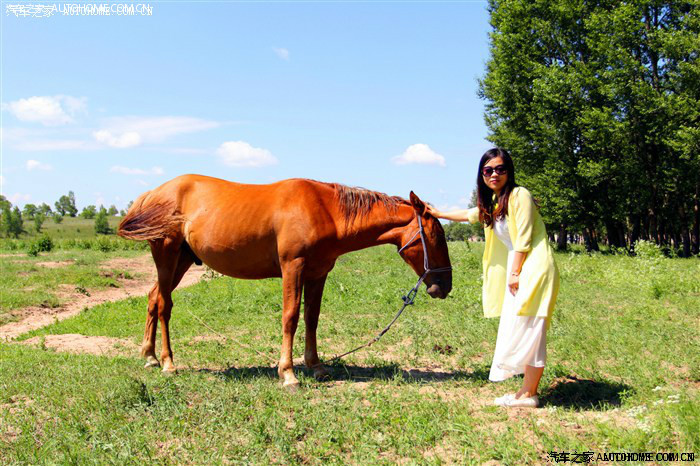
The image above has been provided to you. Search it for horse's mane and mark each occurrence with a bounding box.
[324,182,407,223]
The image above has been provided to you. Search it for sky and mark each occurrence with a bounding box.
[1,0,493,214]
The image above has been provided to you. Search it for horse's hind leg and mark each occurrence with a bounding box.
[143,238,194,372]
[142,283,161,367]
[303,274,329,381]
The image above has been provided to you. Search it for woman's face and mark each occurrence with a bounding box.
[482,156,508,194]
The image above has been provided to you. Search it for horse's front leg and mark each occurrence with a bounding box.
[303,274,329,381]
[278,258,304,390]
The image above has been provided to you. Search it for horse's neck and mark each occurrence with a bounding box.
[337,204,414,253]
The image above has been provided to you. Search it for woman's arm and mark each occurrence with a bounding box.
[426,206,479,223]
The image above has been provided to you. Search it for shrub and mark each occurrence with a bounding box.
[35,235,54,253]
[633,240,664,259]
[27,243,39,256]
[96,237,116,252]
[95,209,112,235]
[33,212,45,233]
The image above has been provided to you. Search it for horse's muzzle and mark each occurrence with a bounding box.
[426,279,451,299]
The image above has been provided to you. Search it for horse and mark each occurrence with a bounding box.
[118,174,452,389]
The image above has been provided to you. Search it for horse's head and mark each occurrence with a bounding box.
[397,192,452,299]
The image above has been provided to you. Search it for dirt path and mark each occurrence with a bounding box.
[0,254,206,342]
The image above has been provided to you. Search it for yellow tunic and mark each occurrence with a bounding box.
[466,187,559,323]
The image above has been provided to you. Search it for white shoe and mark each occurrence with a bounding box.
[493,393,539,408]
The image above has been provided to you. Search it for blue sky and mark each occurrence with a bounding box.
[1,1,492,213]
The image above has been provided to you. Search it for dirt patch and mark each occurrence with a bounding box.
[0,254,206,341]
[35,260,74,269]
[20,334,138,356]
[189,334,228,345]
[0,395,35,415]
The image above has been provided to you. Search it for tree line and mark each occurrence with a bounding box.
[0,192,131,238]
[479,0,699,255]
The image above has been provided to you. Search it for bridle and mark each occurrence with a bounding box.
[323,212,452,364]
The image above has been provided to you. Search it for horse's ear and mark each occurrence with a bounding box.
[409,191,426,215]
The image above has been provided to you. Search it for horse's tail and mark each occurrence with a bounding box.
[118,192,184,241]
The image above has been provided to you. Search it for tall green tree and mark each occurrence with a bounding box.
[480,0,699,254]
[55,191,78,217]
[81,205,97,219]
[39,203,53,216]
[22,203,38,219]
[2,206,24,238]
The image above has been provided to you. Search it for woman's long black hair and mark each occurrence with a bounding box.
[477,148,518,227]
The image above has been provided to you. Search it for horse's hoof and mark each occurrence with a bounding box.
[313,367,330,381]
[162,363,177,375]
[282,380,301,392]
[144,357,160,368]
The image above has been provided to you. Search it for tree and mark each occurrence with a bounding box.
[80,205,97,219]
[22,203,38,219]
[0,195,11,211]
[2,206,24,238]
[480,0,700,254]
[55,191,78,217]
[94,207,111,234]
[39,203,53,216]
[443,222,471,242]
[34,212,45,233]
[107,205,118,216]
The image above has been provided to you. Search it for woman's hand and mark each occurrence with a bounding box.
[508,272,520,296]
[425,205,442,218]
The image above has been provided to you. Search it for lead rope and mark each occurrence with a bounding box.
[322,215,452,365]
[183,305,279,366]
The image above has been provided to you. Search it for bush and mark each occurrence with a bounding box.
[95,209,112,235]
[96,237,116,252]
[35,235,54,253]
[633,240,664,259]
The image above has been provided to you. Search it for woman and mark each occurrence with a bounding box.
[428,148,559,408]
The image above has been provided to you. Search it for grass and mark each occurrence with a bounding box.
[1,243,698,463]
[0,249,146,323]
[18,215,121,240]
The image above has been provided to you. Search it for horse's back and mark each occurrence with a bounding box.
[150,175,338,278]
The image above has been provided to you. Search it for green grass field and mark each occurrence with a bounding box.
[19,215,123,240]
[1,243,698,463]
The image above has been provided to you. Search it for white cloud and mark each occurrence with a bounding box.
[93,116,219,149]
[26,159,53,171]
[217,141,278,168]
[4,95,86,126]
[110,166,164,176]
[136,179,149,186]
[9,193,31,204]
[273,47,290,61]
[17,139,92,151]
[392,143,446,167]
[94,130,142,148]
[3,127,96,152]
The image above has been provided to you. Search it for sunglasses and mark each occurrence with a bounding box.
[482,165,507,177]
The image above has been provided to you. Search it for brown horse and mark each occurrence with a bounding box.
[118,174,452,388]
